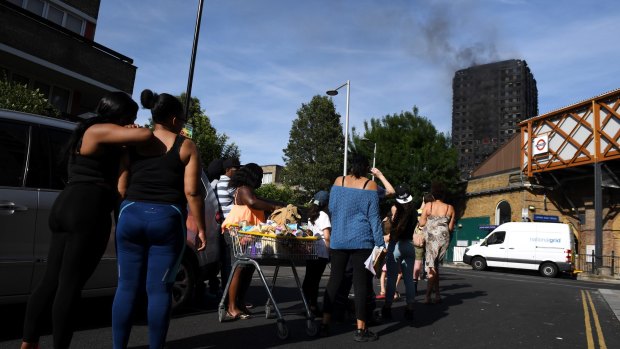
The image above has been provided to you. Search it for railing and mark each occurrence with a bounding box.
[575,251,620,276]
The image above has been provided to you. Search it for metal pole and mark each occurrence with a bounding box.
[594,162,603,268]
[371,142,376,180]
[184,0,205,127]
[343,80,350,176]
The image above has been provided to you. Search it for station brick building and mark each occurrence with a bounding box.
[453,89,620,275]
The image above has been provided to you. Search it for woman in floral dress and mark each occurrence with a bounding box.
[418,182,455,304]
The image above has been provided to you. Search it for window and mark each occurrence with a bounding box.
[33,81,51,97]
[262,172,273,184]
[26,0,44,16]
[0,121,30,187]
[26,126,71,189]
[11,74,29,86]
[13,0,85,35]
[486,232,506,245]
[47,5,64,25]
[65,13,83,34]
[50,86,70,113]
[496,200,512,225]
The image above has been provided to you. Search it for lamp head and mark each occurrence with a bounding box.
[326,90,339,96]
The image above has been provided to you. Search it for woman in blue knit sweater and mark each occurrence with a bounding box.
[320,155,385,342]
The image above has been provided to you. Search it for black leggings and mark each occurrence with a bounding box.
[323,249,373,322]
[302,257,328,308]
[23,183,115,348]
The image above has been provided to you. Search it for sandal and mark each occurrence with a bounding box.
[225,311,251,321]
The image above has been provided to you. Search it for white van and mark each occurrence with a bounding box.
[462,222,575,277]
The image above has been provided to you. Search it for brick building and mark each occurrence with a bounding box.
[1,0,136,119]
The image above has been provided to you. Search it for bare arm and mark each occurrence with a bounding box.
[418,206,429,227]
[371,168,395,196]
[80,123,152,155]
[448,205,456,232]
[181,140,206,251]
[236,186,280,211]
[322,228,331,249]
[117,151,130,199]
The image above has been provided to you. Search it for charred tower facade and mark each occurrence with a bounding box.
[452,59,538,178]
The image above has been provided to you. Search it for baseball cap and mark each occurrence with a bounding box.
[223,158,241,169]
[395,184,413,204]
[313,191,329,206]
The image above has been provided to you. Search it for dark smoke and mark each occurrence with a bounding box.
[405,1,505,70]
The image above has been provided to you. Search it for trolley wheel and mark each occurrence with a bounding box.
[305,319,318,337]
[265,305,273,319]
[218,306,226,323]
[276,320,289,340]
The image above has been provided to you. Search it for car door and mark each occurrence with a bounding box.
[0,120,36,297]
[28,125,118,291]
[482,231,507,267]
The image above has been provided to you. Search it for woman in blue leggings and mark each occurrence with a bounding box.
[112,89,206,349]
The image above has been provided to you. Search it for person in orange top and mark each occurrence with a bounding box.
[221,163,281,320]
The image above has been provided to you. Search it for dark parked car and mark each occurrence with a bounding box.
[0,109,219,310]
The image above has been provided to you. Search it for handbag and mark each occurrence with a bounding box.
[413,224,425,248]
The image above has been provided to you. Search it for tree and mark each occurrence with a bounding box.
[0,77,59,118]
[282,95,344,200]
[178,93,240,166]
[255,183,295,204]
[350,107,459,202]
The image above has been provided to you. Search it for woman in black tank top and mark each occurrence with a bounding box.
[112,90,206,349]
[22,92,152,349]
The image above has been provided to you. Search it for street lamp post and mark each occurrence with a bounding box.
[184,0,205,126]
[361,138,376,180]
[326,80,350,176]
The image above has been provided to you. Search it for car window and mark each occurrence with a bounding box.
[26,125,71,190]
[0,120,30,187]
[487,231,506,245]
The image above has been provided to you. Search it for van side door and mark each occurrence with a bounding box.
[483,231,507,267]
[0,120,36,297]
[504,230,537,271]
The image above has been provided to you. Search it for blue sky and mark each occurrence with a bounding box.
[96,0,620,166]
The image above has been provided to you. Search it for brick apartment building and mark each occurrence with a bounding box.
[0,0,136,119]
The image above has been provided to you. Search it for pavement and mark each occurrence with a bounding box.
[443,262,620,324]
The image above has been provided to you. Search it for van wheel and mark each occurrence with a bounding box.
[471,257,487,271]
[172,254,196,311]
[540,262,558,278]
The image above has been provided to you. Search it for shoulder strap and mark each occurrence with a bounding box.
[173,134,185,153]
[362,179,371,189]
[341,176,345,186]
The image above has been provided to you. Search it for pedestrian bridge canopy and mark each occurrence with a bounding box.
[520,89,620,177]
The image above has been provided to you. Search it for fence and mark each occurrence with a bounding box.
[576,251,620,276]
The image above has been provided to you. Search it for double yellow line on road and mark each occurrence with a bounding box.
[581,290,607,349]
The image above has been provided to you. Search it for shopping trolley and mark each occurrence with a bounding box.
[217,225,320,339]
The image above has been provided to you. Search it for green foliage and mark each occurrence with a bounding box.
[282,95,344,201]
[256,183,295,204]
[0,77,60,118]
[350,106,459,203]
[178,93,240,166]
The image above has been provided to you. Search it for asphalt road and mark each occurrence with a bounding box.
[1,265,619,348]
